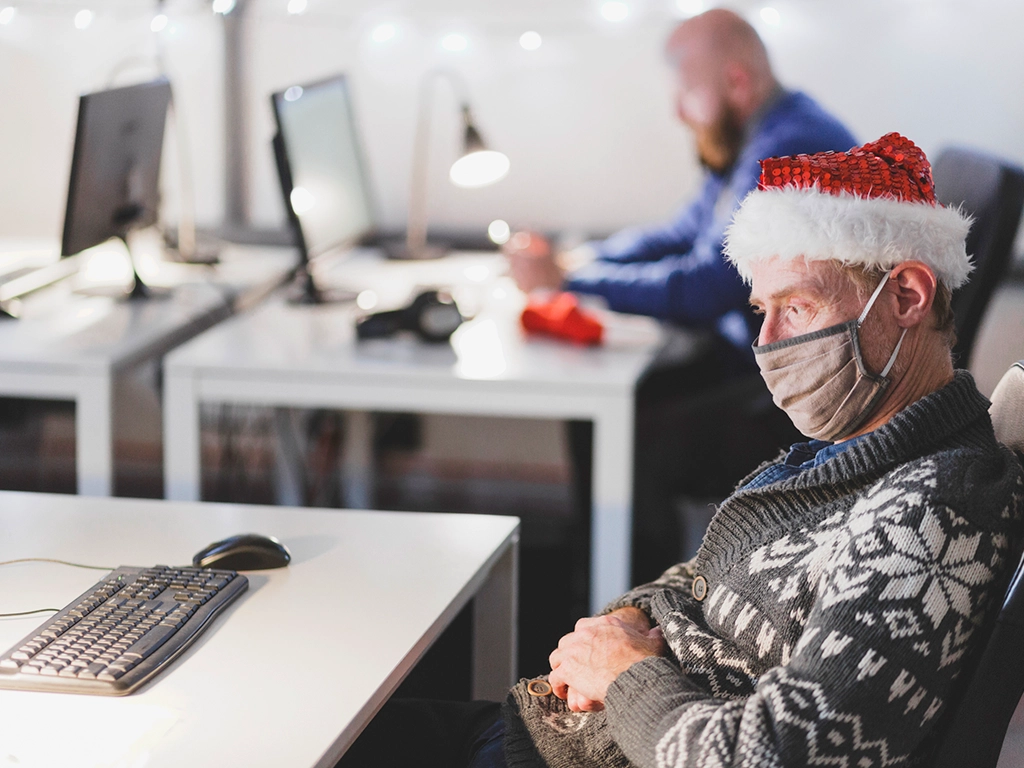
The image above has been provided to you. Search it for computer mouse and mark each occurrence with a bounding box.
[192,533,292,571]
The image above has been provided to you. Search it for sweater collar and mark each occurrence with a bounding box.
[696,371,993,575]
[787,369,991,489]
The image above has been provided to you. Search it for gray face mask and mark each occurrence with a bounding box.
[752,271,907,442]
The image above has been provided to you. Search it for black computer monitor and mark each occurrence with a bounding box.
[61,78,173,299]
[271,74,377,303]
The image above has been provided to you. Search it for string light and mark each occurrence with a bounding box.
[519,31,542,50]
[600,2,629,22]
[441,33,467,51]
[760,7,781,26]
[286,0,307,15]
[150,13,168,32]
[211,0,235,15]
[488,220,511,245]
[74,8,93,29]
[371,23,395,43]
[0,6,15,25]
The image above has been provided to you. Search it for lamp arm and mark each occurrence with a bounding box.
[405,70,473,255]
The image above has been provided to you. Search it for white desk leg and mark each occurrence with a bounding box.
[164,368,202,501]
[473,533,519,701]
[272,409,304,506]
[590,402,634,612]
[76,374,113,497]
[341,411,374,510]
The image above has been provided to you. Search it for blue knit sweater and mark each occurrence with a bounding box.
[564,91,856,352]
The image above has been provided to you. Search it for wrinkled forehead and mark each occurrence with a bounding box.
[748,257,847,304]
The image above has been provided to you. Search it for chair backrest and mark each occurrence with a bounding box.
[991,362,1024,456]
[931,362,1024,768]
[932,147,1024,369]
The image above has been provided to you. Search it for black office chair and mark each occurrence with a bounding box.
[932,147,1024,369]
[931,361,1024,768]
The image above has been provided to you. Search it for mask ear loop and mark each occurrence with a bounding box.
[856,269,907,378]
[857,270,893,326]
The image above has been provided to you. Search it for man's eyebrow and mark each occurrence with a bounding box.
[749,287,798,307]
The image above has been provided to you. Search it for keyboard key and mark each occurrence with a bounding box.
[123,625,176,658]
[75,668,100,680]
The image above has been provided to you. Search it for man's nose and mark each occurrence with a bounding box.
[758,316,780,347]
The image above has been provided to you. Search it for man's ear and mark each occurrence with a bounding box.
[888,261,938,328]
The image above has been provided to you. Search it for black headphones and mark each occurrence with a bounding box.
[355,290,464,343]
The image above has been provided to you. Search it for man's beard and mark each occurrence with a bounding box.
[694,105,745,174]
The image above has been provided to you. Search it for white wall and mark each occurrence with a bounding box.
[0,0,223,240]
[2,0,1024,244]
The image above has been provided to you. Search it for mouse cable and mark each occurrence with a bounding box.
[0,558,114,571]
[0,558,115,618]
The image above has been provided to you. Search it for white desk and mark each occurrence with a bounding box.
[0,241,294,496]
[0,490,519,767]
[163,252,664,610]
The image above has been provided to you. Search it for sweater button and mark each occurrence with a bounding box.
[527,679,552,697]
[692,575,708,602]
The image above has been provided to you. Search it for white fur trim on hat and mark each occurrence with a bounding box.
[724,186,974,288]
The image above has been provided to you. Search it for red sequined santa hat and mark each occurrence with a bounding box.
[724,133,973,288]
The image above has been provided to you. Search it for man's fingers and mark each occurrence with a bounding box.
[575,615,608,631]
[567,688,584,712]
[567,688,604,713]
[548,669,569,700]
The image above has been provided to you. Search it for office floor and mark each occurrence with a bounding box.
[2,279,1024,759]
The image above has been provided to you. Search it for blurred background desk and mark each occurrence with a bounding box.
[0,240,294,496]
[164,251,663,610]
[0,491,518,767]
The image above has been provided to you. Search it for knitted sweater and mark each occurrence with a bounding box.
[505,371,1024,767]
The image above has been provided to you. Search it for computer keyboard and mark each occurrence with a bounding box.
[0,565,248,695]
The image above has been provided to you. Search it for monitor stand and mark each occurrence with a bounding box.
[385,242,448,261]
[73,231,171,301]
[285,264,357,306]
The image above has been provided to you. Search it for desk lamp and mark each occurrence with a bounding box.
[401,71,510,260]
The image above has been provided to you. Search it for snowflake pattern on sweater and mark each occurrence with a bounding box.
[640,459,1017,768]
[505,372,1024,768]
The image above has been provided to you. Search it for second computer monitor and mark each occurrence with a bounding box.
[271,75,376,262]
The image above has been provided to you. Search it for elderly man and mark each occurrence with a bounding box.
[507,8,858,582]
[340,135,1023,768]
[505,134,1024,767]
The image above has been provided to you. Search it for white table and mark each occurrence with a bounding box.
[0,240,294,496]
[163,251,664,610]
[0,490,519,767]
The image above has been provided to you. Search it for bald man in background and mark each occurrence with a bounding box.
[506,9,857,583]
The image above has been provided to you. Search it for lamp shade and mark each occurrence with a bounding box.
[450,150,510,188]
[449,105,509,188]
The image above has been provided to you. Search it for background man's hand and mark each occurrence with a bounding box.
[503,231,565,293]
[547,612,667,712]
